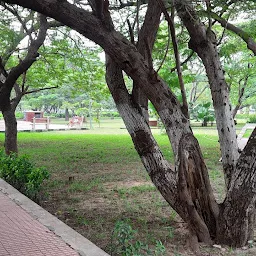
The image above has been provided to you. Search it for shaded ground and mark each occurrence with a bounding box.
[40,161,256,256]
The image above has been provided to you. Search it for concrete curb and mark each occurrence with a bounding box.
[0,178,109,256]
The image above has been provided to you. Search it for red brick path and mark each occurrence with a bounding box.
[0,192,79,256]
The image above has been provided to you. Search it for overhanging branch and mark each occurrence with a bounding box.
[25,85,58,95]
[209,11,256,55]
[156,0,189,118]
[4,14,48,91]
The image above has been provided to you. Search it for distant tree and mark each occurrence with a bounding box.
[0,5,49,154]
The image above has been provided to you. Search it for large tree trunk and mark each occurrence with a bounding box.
[106,55,219,245]
[131,0,161,121]
[0,84,22,154]
[2,109,17,154]
[65,108,69,121]
[177,133,219,243]
[217,127,256,247]
[174,0,239,187]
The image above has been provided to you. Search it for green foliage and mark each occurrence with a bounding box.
[15,112,24,119]
[101,111,120,118]
[191,102,215,126]
[111,220,166,256]
[236,113,249,120]
[153,22,196,94]
[18,31,110,118]
[0,151,49,200]
[248,114,256,123]
[149,102,158,119]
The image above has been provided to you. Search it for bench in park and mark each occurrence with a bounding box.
[149,120,158,127]
[32,117,50,131]
[67,116,84,128]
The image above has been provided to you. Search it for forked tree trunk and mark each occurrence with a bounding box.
[2,109,17,154]
[174,0,239,186]
[131,0,161,121]
[177,133,219,243]
[106,56,219,245]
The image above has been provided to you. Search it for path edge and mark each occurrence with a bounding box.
[0,178,109,256]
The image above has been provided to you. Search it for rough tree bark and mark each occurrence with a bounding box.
[1,84,22,155]
[2,109,17,154]
[217,127,256,247]
[174,0,239,187]
[131,0,161,121]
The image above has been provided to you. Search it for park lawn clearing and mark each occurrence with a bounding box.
[0,130,237,255]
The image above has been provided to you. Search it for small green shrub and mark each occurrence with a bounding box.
[55,113,66,118]
[110,220,166,256]
[15,112,24,119]
[191,102,215,126]
[112,111,120,118]
[235,114,249,120]
[0,151,49,200]
[248,114,256,123]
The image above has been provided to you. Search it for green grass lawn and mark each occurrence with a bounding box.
[0,127,228,255]
[243,129,253,138]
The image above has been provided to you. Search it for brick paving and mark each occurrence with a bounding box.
[0,191,79,256]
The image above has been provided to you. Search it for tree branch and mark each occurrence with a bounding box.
[209,11,256,55]
[232,74,249,118]
[2,3,34,41]
[127,19,135,44]
[174,0,239,186]
[25,86,58,95]
[156,28,171,73]
[131,0,161,121]
[170,50,194,72]
[4,14,48,91]
[156,0,189,118]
